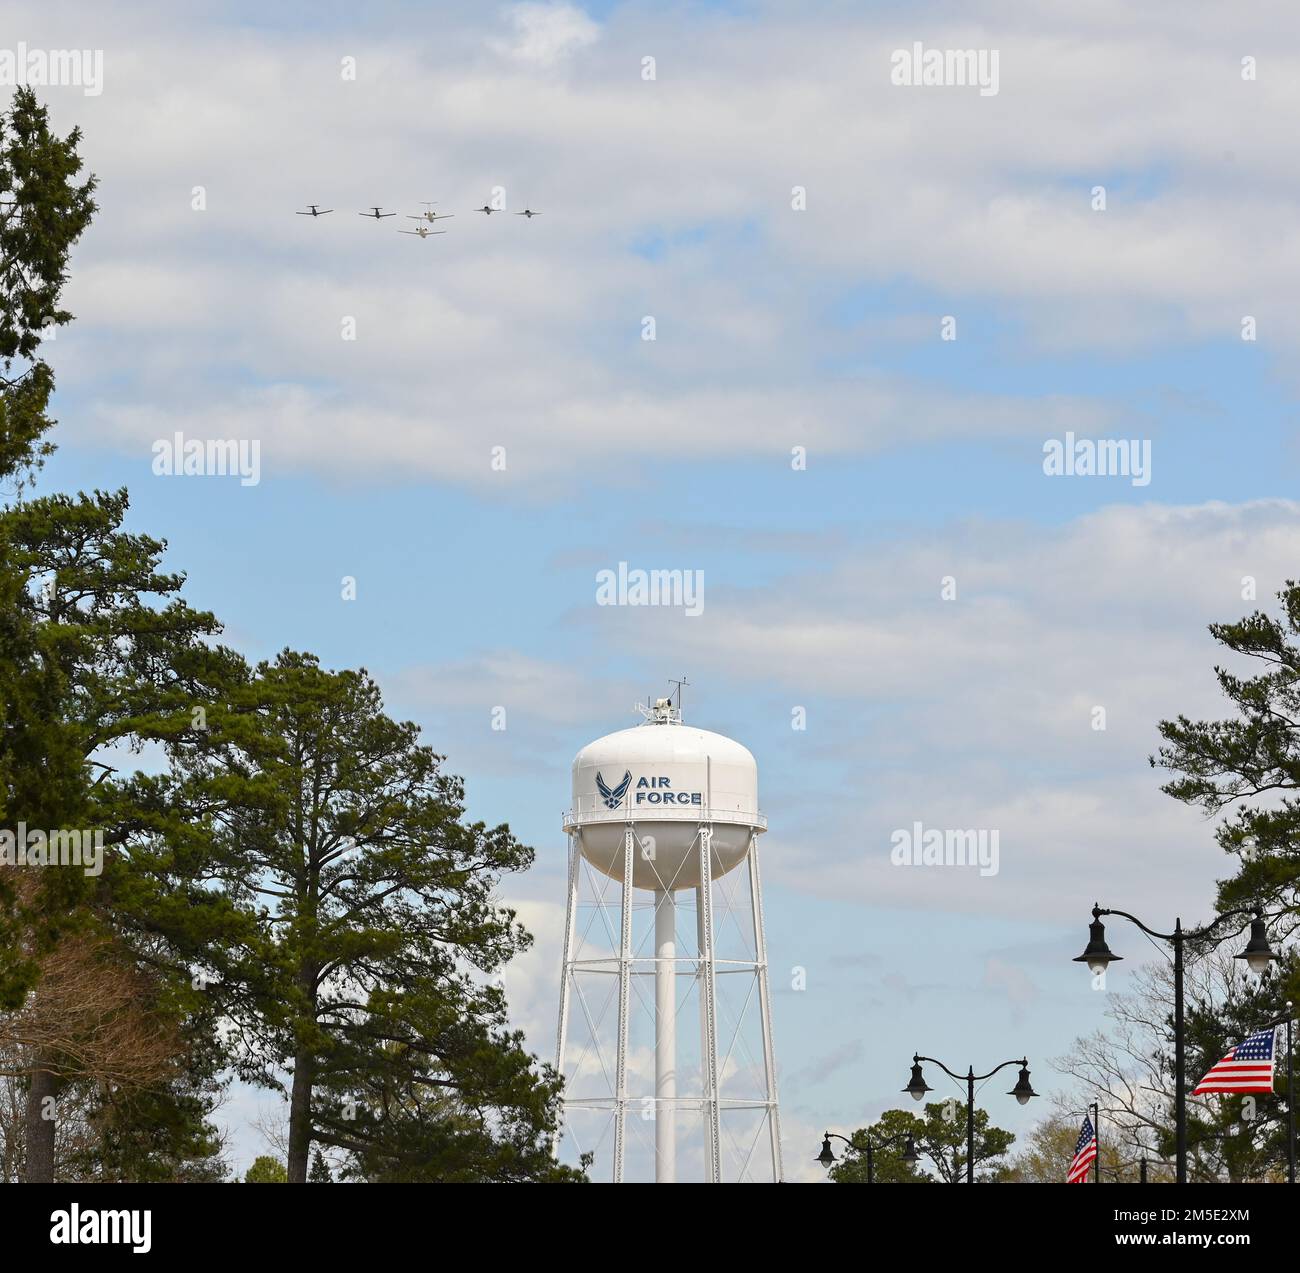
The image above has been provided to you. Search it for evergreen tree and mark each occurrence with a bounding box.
[0,87,96,486]
[0,85,98,1008]
[178,651,582,1182]
[71,1005,231,1183]
[0,89,244,1182]
[1183,954,1296,1182]
[1152,580,1300,922]
[0,488,249,1180]
[1151,581,1300,1180]
[244,1155,287,1183]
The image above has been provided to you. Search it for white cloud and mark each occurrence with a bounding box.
[564,498,1300,918]
[17,0,1295,487]
[492,3,600,66]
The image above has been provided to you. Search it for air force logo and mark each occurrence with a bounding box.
[595,770,632,809]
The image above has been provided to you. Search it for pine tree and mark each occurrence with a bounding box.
[175,651,582,1182]
[1152,581,1300,917]
[0,87,96,487]
[244,1155,287,1183]
[0,488,250,1179]
[1151,581,1300,1164]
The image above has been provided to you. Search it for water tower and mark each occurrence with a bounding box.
[555,692,783,1182]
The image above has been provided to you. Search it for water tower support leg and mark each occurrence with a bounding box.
[695,885,714,1184]
[654,889,677,1183]
[697,827,722,1183]
[612,825,635,1183]
[748,836,784,1182]
[553,832,580,1158]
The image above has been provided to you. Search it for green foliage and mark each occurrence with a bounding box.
[1151,582,1300,1180]
[1152,581,1300,923]
[173,651,583,1182]
[69,1009,230,1183]
[826,1108,929,1183]
[1183,956,1297,1182]
[0,331,248,1179]
[0,86,97,484]
[244,1155,287,1184]
[0,486,246,1005]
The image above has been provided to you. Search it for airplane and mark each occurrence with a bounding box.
[516,207,541,218]
[410,202,454,224]
[359,206,397,219]
[398,225,447,239]
[472,204,502,215]
[296,204,333,216]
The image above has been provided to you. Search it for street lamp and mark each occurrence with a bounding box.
[1235,913,1280,976]
[902,1053,1035,1183]
[904,1060,932,1102]
[1008,1064,1036,1105]
[1073,902,1278,1185]
[816,1129,919,1182]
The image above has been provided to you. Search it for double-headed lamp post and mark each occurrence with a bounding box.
[902,1054,1036,1183]
[1073,903,1278,1185]
[816,1129,919,1182]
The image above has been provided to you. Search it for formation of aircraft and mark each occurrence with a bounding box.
[298,199,540,238]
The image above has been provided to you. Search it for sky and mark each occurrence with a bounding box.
[13,0,1300,1181]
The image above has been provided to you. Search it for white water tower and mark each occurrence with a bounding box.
[554,694,783,1183]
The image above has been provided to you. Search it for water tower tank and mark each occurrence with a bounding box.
[565,699,765,890]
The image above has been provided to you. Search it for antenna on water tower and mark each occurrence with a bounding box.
[669,675,689,714]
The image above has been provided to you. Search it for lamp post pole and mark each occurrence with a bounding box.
[1174,918,1186,1182]
[1289,1011,1295,1186]
[1270,1002,1296,1185]
[903,1054,1036,1183]
[1091,1100,1100,1184]
[816,1130,918,1182]
[1139,1156,1175,1183]
[1074,904,1278,1186]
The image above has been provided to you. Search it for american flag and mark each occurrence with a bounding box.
[1067,1114,1096,1184]
[1192,1027,1276,1096]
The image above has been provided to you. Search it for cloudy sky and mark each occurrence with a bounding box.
[19,0,1300,1180]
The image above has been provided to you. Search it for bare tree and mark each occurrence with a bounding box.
[0,924,181,1181]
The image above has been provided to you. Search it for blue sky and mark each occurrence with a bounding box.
[18,0,1300,1179]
